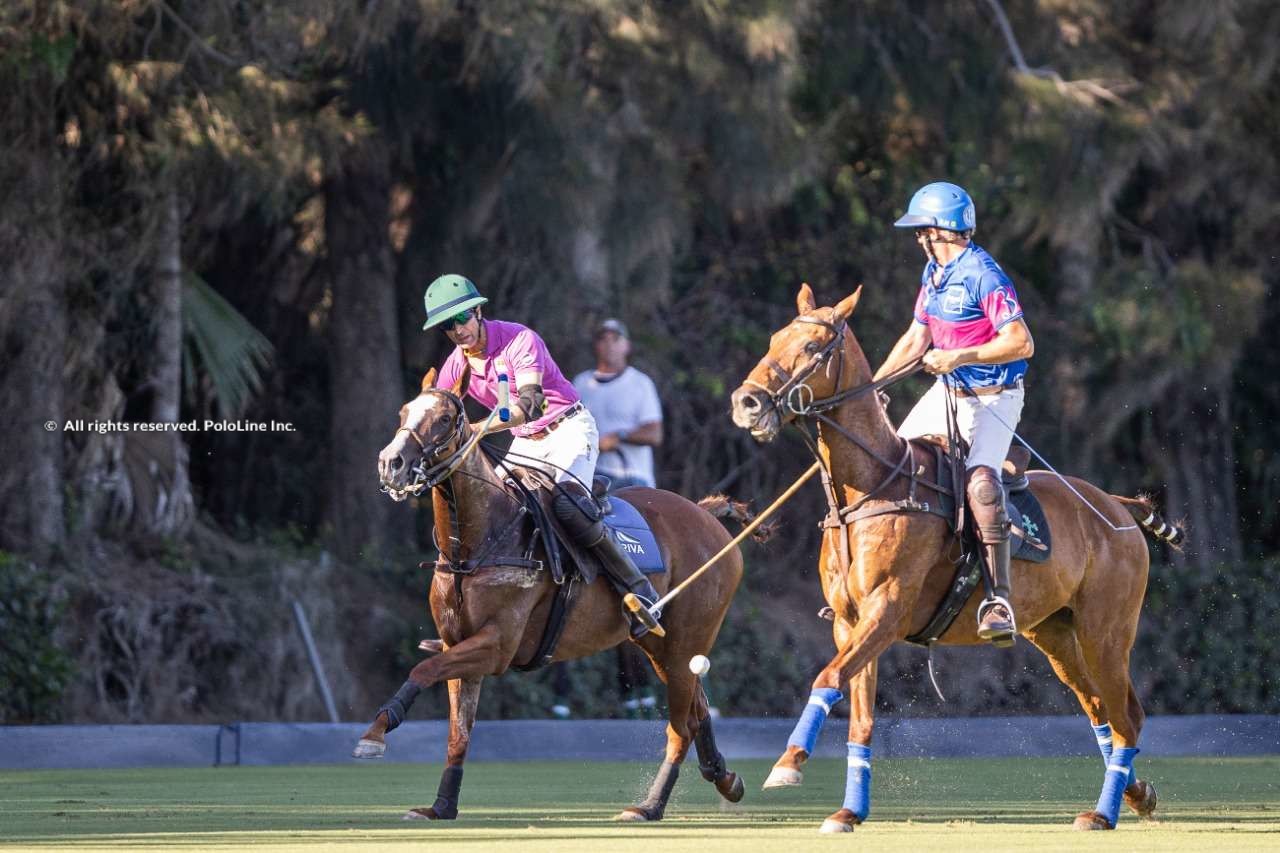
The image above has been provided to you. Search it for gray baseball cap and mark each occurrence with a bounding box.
[594,318,630,339]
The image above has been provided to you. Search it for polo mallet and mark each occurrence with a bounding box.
[624,461,821,634]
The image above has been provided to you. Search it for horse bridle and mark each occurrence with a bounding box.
[741,313,932,523]
[741,315,849,416]
[384,389,472,501]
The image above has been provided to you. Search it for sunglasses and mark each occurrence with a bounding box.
[440,309,475,331]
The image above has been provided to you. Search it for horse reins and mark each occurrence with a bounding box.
[742,315,924,417]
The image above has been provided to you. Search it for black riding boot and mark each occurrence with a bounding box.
[968,466,1017,647]
[552,482,663,639]
[978,537,1015,645]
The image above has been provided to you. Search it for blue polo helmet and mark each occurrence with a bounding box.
[893,182,976,232]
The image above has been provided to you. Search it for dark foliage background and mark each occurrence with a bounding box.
[0,1,1275,723]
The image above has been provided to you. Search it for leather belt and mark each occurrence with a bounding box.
[950,379,1023,397]
[524,402,585,440]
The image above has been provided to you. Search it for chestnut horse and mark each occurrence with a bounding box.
[354,367,745,822]
[730,284,1179,834]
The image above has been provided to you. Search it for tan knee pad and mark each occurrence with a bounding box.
[966,466,1007,542]
[966,466,1002,507]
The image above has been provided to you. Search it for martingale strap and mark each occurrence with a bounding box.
[903,549,984,646]
[510,575,581,672]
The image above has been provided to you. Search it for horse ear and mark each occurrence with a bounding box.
[796,282,817,314]
[420,368,438,393]
[834,285,863,321]
[450,362,471,397]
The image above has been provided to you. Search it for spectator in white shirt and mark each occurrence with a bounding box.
[573,319,664,489]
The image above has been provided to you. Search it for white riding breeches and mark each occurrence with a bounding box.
[504,407,599,486]
[896,380,1024,472]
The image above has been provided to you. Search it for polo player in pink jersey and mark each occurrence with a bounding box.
[873,183,1035,646]
[423,274,663,638]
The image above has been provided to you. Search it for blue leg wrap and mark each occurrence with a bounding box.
[785,688,843,755]
[842,743,872,822]
[1091,723,1136,786]
[1094,745,1139,827]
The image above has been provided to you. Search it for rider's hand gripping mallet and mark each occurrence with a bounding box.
[624,461,822,632]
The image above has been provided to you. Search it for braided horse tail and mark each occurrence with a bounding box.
[1111,494,1186,548]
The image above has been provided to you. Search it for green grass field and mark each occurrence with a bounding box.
[2,757,1277,851]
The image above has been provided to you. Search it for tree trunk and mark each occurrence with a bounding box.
[124,184,194,541]
[0,158,66,558]
[152,188,184,424]
[325,162,408,562]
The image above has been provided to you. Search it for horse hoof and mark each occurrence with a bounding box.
[716,772,745,803]
[1125,780,1158,818]
[615,807,655,822]
[352,738,386,759]
[819,818,854,834]
[1072,810,1113,831]
[761,766,803,789]
[403,807,451,821]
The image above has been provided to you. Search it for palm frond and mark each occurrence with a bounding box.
[182,272,273,419]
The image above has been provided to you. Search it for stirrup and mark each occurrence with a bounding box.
[976,595,1017,647]
[623,593,665,639]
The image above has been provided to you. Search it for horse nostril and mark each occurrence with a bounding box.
[741,394,760,410]
[391,457,403,472]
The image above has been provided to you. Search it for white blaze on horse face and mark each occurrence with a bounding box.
[403,391,448,437]
[380,392,446,485]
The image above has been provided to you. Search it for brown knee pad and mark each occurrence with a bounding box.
[966,466,1008,543]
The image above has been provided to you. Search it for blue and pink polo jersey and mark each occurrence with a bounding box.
[436,319,581,438]
[913,244,1028,389]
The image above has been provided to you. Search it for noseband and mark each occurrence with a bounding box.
[742,315,848,416]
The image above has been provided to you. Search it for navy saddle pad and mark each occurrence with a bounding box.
[602,497,665,574]
[1009,485,1052,564]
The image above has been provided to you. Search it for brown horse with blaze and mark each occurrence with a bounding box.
[354,366,746,822]
[730,284,1179,834]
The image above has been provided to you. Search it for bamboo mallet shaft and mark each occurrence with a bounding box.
[624,461,821,620]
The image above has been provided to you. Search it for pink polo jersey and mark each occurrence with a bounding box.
[436,319,581,438]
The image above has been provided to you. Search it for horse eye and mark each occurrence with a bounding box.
[804,341,821,355]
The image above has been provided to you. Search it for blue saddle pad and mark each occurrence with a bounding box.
[1009,485,1052,564]
[602,497,665,574]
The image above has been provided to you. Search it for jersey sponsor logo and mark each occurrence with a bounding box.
[942,287,964,314]
[615,529,647,555]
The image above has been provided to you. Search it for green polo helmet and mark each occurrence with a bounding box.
[422,274,488,330]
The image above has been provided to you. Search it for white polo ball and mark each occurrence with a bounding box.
[688,654,711,676]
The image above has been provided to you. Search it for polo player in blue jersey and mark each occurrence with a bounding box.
[874,182,1035,646]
